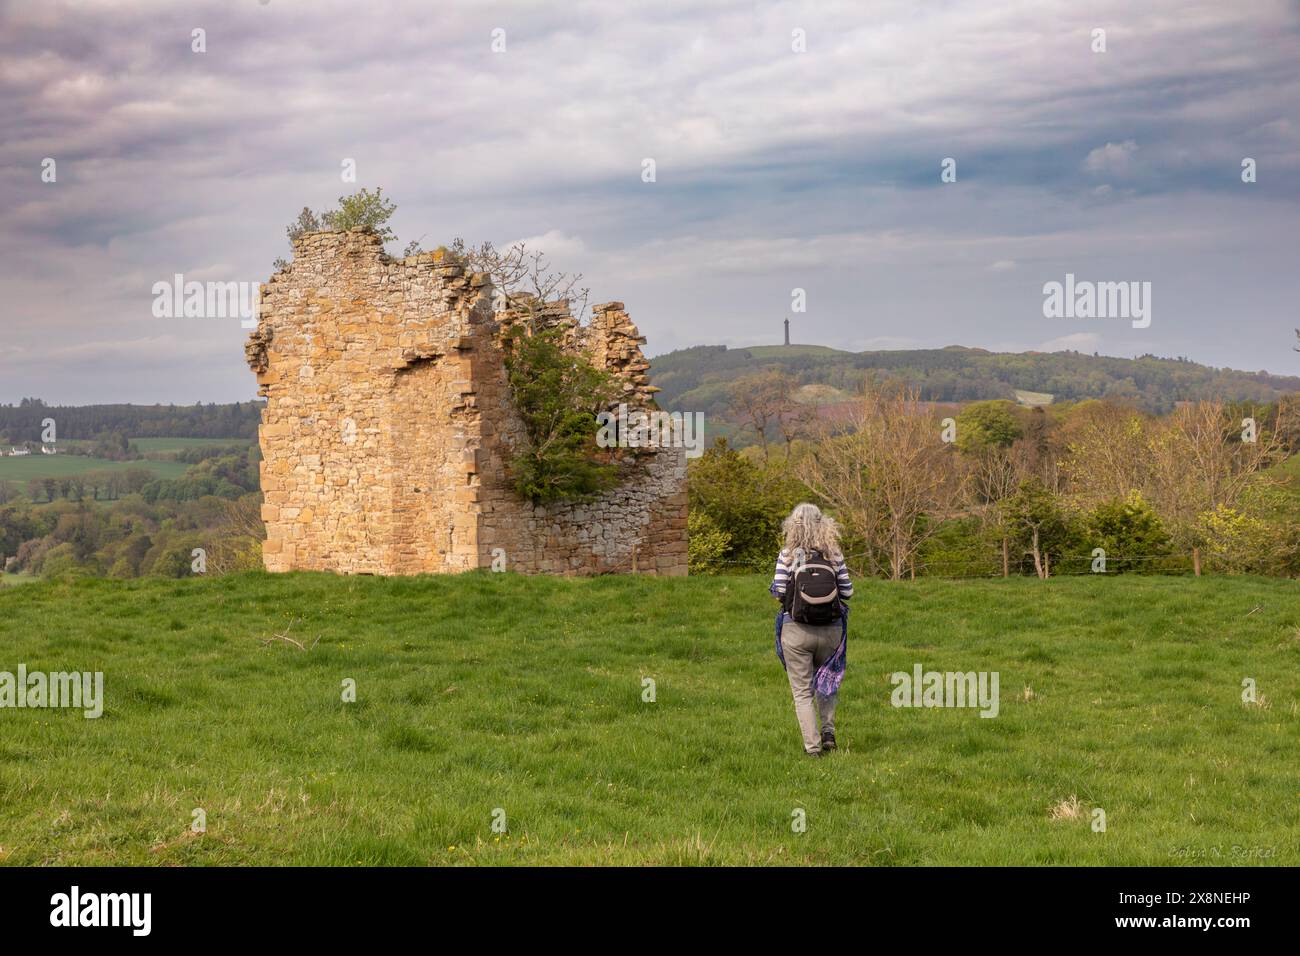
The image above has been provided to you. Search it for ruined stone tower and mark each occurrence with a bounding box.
[245,227,687,575]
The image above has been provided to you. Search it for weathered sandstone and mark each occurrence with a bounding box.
[245,227,687,575]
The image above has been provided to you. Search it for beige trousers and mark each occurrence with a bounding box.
[781,617,840,754]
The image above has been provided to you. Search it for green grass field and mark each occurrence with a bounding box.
[0,437,250,484]
[744,344,858,359]
[0,573,1296,865]
[131,437,251,453]
[0,454,189,483]
[1013,388,1054,406]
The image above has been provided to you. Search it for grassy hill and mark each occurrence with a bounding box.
[743,345,858,360]
[649,344,1300,423]
[1,572,1296,865]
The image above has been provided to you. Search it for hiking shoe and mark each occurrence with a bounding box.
[805,748,825,758]
[820,731,837,752]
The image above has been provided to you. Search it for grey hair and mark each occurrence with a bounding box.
[781,502,843,562]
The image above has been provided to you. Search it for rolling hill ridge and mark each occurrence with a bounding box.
[649,344,1300,421]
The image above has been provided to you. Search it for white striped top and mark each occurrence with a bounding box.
[771,548,854,600]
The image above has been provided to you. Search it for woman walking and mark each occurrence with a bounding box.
[771,503,853,757]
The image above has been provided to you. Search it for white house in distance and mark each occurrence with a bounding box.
[4,445,56,456]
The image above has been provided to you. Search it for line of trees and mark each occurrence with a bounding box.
[0,401,261,444]
[689,380,1300,579]
[2,468,154,505]
[0,447,264,579]
[1,493,263,580]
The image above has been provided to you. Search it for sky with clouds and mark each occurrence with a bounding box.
[2,0,1298,404]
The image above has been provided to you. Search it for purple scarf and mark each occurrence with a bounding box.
[772,603,848,698]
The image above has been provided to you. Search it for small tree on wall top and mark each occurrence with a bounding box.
[273,188,399,271]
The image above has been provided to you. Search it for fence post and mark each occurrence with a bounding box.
[1002,538,1009,578]
[1192,546,1201,577]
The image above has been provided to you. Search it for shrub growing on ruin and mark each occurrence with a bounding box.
[274,189,399,269]
[322,187,397,242]
[503,327,620,504]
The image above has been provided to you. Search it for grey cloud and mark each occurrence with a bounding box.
[1,0,1298,402]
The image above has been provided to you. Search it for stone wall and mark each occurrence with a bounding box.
[245,227,687,576]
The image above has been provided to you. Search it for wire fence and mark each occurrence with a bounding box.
[674,550,1215,580]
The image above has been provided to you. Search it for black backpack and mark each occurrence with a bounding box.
[783,549,842,625]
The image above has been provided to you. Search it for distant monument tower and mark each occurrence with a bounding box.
[783,316,790,346]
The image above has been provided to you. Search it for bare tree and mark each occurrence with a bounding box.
[450,238,590,325]
[802,382,962,579]
[204,495,266,576]
[774,379,817,457]
[963,444,1024,517]
[729,370,798,462]
[1146,399,1282,574]
[1059,401,1152,507]
[958,440,1034,576]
